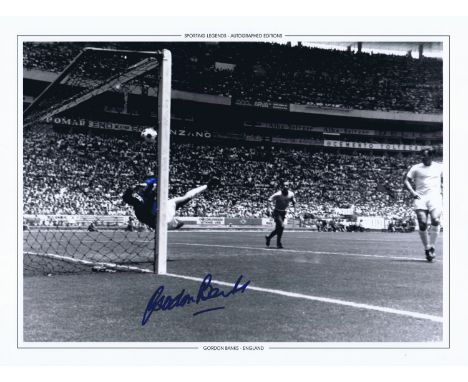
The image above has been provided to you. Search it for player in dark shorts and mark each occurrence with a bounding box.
[123,175,219,230]
[265,184,296,249]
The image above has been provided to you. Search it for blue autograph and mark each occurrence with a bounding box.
[142,274,250,326]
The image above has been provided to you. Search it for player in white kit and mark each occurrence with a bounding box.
[404,148,443,262]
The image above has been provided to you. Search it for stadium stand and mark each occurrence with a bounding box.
[23,42,442,227]
[23,127,420,221]
[23,42,442,113]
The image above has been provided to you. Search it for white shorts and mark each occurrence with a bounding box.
[413,193,442,212]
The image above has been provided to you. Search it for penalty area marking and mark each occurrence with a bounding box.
[165,272,443,323]
[171,242,437,262]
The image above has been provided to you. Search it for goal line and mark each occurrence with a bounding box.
[24,251,153,273]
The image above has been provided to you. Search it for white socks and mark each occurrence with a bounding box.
[429,225,440,248]
[185,185,207,199]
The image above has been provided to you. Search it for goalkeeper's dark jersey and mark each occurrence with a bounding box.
[122,177,157,228]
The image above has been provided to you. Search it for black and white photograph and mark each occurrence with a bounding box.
[19,37,447,345]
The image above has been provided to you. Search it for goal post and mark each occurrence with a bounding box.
[155,49,171,274]
[22,45,172,276]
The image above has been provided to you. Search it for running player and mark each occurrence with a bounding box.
[404,148,443,262]
[265,183,296,249]
[123,175,219,230]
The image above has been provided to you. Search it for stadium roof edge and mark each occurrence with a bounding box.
[83,47,164,55]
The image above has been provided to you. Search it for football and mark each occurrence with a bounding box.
[141,128,158,143]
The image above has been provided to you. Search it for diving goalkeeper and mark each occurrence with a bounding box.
[123,175,219,230]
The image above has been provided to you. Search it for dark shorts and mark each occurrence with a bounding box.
[272,209,286,223]
[134,208,156,229]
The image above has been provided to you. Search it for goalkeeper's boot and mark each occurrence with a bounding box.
[425,247,435,262]
[265,235,271,247]
[277,243,284,249]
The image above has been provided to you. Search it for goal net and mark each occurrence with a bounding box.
[22,46,171,276]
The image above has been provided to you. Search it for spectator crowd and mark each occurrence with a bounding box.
[24,128,427,222]
[23,42,442,114]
